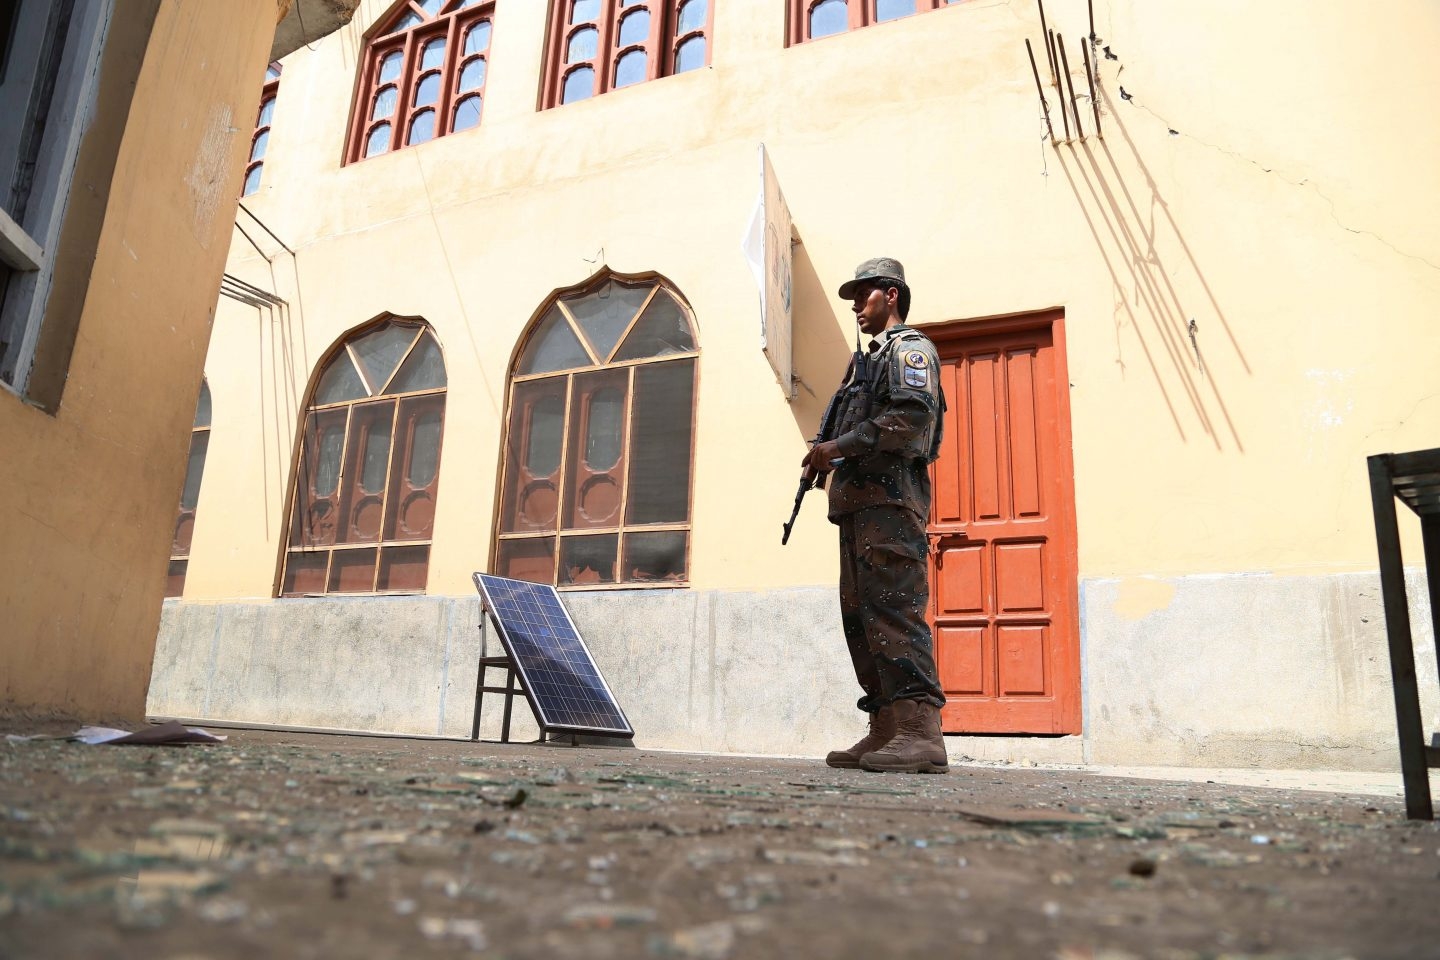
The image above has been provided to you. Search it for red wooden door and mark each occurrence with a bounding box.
[928,313,1080,734]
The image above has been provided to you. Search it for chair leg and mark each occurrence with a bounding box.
[501,667,516,744]
[1370,457,1433,820]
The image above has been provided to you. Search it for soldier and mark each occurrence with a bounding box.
[801,257,948,774]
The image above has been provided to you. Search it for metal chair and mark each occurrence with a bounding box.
[1368,448,1440,819]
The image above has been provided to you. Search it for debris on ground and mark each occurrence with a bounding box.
[0,726,1435,957]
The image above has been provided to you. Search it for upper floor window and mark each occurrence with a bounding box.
[496,273,698,588]
[788,0,960,44]
[281,318,448,596]
[167,381,212,599]
[347,0,494,163]
[242,63,281,197]
[541,0,712,109]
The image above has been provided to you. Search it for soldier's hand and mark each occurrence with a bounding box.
[804,439,843,474]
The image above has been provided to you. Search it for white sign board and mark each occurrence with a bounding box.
[742,144,794,399]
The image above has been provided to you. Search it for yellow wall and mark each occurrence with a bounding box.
[192,0,1440,602]
[0,2,281,717]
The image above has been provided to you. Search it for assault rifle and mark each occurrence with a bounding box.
[781,350,866,545]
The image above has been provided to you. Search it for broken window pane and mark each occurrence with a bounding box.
[623,530,687,582]
[613,291,694,361]
[560,534,618,586]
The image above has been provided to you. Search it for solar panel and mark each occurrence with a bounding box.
[471,573,634,738]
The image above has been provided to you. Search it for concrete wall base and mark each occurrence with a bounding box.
[148,569,1438,771]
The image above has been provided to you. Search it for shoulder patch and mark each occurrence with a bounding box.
[902,349,930,388]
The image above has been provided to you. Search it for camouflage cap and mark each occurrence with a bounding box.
[837,257,907,299]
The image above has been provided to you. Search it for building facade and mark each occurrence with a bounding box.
[148,0,1440,768]
[0,0,361,720]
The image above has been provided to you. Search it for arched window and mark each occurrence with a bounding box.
[242,63,281,197]
[281,319,447,596]
[497,274,698,587]
[787,0,960,44]
[541,0,713,109]
[347,0,495,163]
[167,381,212,598]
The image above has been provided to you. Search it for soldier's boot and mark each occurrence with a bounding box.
[824,705,897,769]
[859,699,949,774]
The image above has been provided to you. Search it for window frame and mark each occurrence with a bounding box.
[344,0,496,165]
[786,0,957,46]
[0,0,114,400]
[492,271,700,590]
[242,63,281,197]
[539,0,714,110]
[278,316,448,597]
[167,380,212,599]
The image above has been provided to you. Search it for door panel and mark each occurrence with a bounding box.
[937,625,988,696]
[928,316,1080,734]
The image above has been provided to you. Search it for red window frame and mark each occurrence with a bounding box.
[787,0,959,45]
[346,0,496,164]
[280,319,449,597]
[242,63,280,197]
[494,273,700,589]
[540,0,714,110]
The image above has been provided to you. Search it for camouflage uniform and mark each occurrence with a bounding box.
[827,322,946,713]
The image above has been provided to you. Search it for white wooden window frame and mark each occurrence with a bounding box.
[0,0,113,400]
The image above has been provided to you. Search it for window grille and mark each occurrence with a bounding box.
[242,64,281,197]
[346,0,495,164]
[496,274,698,588]
[281,319,448,596]
[787,0,960,45]
[541,0,712,109]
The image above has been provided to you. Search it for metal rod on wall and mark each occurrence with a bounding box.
[1025,39,1057,145]
[1049,30,1071,141]
[1035,0,1059,88]
[233,220,271,263]
[237,202,295,256]
[1058,34,1084,140]
[223,272,287,306]
[1082,39,1104,140]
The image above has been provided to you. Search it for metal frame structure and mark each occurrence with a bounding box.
[1367,448,1440,820]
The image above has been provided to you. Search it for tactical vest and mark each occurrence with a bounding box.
[833,329,945,463]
